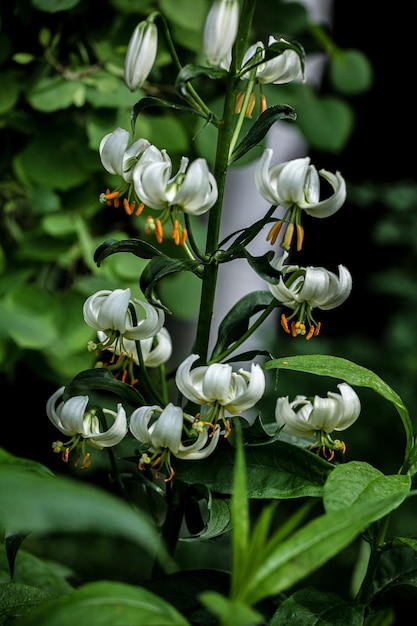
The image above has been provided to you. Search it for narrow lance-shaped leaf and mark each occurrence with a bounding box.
[64,368,146,407]
[140,256,203,311]
[175,64,228,97]
[131,95,210,132]
[94,238,166,266]
[211,291,275,360]
[239,463,411,606]
[229,104,297,164]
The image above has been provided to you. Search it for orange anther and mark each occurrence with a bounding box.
[296,224,304,251]
[62,447,69,463]
[171,219,180,245]
[123,198,136,215]
[260,94,267,114]
[291,321,298,337]
[280,313,290,334]
[81,453,91,470]
[155,219,163,244]
[105,189,120,201]
[306,325,315,340]
[164,466,176,482]
[179,228,187,246]
[267,221,283,245]
[235,91,244,114]
[314,322,321,336]
[245,92,256,117]
[135,202,145,216]
[282,222,295,249]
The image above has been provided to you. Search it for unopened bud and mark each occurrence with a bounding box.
[124,19,158,91]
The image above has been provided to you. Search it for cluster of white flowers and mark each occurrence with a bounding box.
[46,0,362,478]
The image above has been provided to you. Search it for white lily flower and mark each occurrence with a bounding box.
[130,402,220,480]
[256,149,347,251]
[83,288,165,345]
[99,128,150,183]
[268,252,352,339]
[275,383,361,460]
[46,387,128,468]
[97,327,172,367]
[133,153,218,216]
[203,0,239,67]
[175,354,266,415]
[241,36,303,85]
[124,19,158,91]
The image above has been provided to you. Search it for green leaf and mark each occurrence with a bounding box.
[174,438,331,499]
[0,583,55,624]
[329,49,374,95]
[0,70,20,115]
[230,422,250,590]
[32,0,82,10]
[210,291,275,360]
[64,368,146,408]
[175,64,228,97]
[295,90,354,153]
[27,76,86,112]
[0,468,170,568]
[263,354,414,464]
[0,285,59,349]
[10,580,191,626]
[199,591,263,626]
[183,485,231,540]
[239,463,410,606]
[140,256,202,311]
[131,96,208,132]
[94,238,166,266]
[270,588,365,625]
[229,104,297,164]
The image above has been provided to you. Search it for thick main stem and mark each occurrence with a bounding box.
[193,0,257,364]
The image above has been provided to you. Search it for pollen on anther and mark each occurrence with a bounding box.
[267,221,283,245]
[280,313,290,334]
[123,198,136,215]
[155,219,163,244]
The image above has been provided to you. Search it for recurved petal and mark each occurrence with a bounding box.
[57,395,90,436]
[124,300,165,340]
[303,170,346,217]
[226,363,266,413]
[129,405,161,444]
[332,383,361,430]
[175,354,207,404]
[89,405,128,449]
[151,403,184,453]
[99,128,129,175]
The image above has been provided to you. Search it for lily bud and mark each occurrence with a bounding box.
[124,19,158,91]
[203,0,239,67]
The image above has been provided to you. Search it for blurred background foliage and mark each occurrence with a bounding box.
[0,0,416,498]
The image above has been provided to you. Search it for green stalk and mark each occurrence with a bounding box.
[193,0,257,364]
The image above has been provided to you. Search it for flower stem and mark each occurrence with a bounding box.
[193,0,257,364]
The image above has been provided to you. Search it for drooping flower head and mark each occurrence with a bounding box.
[124,17,158,91]
[203,0,239,67]
[223,35,304,116]
[99,127,151,215]
[175,354,266,434]
[267,251,352,339]
[129,402,220,481]
[46,387,128,469]
[132,146,218,245]
[256,149,347,251]
[274,382,361,460]
[84,288,165,366]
